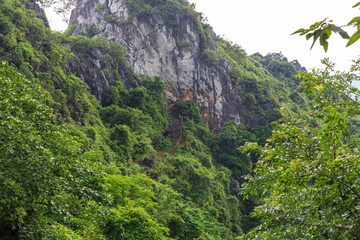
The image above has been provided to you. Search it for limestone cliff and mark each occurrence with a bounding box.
[70,0,283,130]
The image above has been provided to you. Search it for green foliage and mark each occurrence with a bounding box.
[64,36,126,63]
[0,0,50,76]
[242,59,360,239]
[0,0,322,238]
[292,18,336,52]
[101,75,171,154]
[106,14,118,23]
[212,122,257,180]
[105,206,169,240]
[210,122,262,232]
[243,92,256,108]
[0,62,108,238]
[94,3,106,13]
[124,0,198,25]
[292,1,360,52]
[289,90,305,105]
[177,40,192,50]
[216,39,309,127]
[174,100,202,123]
[217,39,247,68]
[152,155,243,239]
[85,25,97,37]
[125,0,154,17]
[100,105,155,160]
[200,49,220,65]
[266,59,297,79]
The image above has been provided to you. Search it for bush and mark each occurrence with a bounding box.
[106,14,118,23]
[174,100,202,123]
[105,207,169,240]
[177,40,192,50]
[200,49,220,65]
[94,3,106,13]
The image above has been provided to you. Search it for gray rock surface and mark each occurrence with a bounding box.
[71,0,251,129]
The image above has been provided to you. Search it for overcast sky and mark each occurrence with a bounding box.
[46,0,360,71]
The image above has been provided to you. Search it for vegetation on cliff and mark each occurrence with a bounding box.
[0,0,333,239]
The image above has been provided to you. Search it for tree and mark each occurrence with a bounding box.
[212,122,257,181]
[0,62,106,238]
[241,59,360,239]
[292,2,360,52]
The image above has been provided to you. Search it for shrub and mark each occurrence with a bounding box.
[94,3,106,13]
[177,40,192,50]
[200,49,220,65]
[106,14,118,23]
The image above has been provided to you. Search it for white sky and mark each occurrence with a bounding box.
[46,0,360,71]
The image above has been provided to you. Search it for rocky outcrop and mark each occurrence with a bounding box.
[253,52,307,72]
[70,0,251,129]
[230,177,241,195]
[68,48,136,103]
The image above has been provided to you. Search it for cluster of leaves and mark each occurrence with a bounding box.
[200,49,220,65]
[241,59,360,239]
[0,61,109,239]
[177,40,192,50]
[62,35,127,64]
[211,122,257,181]
[292,2,360,51]
[124,0,198,24]
[100,76,171,161]
[210,123,263,233]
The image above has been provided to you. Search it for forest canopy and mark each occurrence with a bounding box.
[2,0,359,239]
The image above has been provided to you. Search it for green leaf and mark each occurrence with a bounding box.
[320,34,329,52]
[339,31,350,39]
[346,30,360,46]
[323,28,332,37]
[330,26,350,39]
[291,28,306,35]
[353,2,360,8]
[348,16,360,25]
[310,29,322,50]
[306,32,314,40]
[318,29,331,52]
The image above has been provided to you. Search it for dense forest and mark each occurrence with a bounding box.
[1,0,359,239]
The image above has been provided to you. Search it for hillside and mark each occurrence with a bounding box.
[70,0,309,130]
[0,0,310,239]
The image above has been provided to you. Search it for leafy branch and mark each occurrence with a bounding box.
[292,2,360,52]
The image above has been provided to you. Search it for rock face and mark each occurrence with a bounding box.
[71,0,247,129]
[230,177,241,195]
[68,48,136,103]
